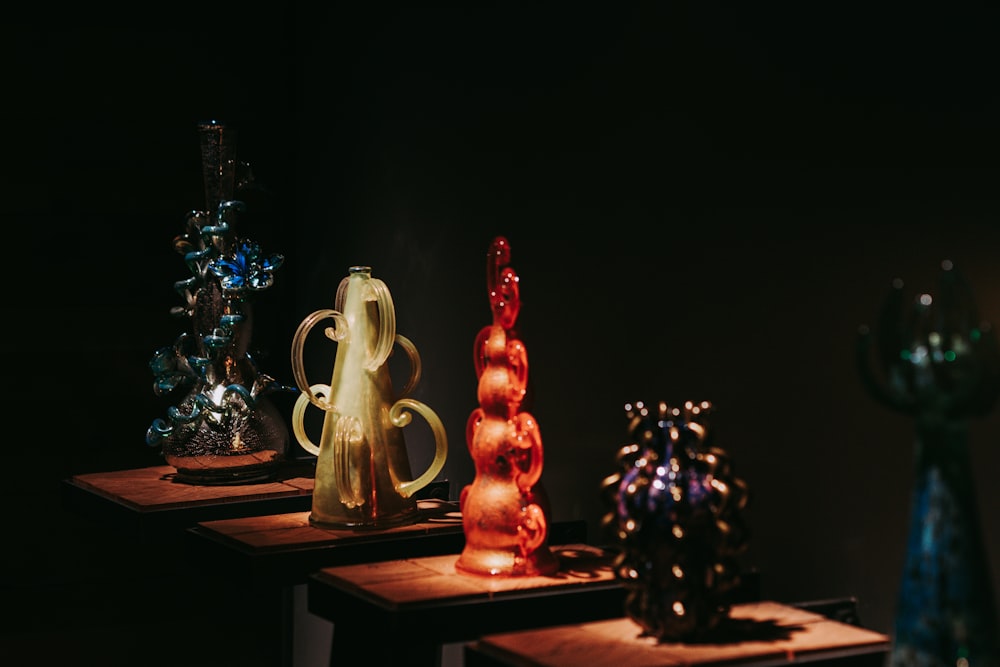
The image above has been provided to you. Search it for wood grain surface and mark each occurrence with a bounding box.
[468,601,891,667]
[68,465,314,511]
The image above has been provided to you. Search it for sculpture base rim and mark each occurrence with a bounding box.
[455,546,560,578]
[308,506,421,531]
[167,456,283,486]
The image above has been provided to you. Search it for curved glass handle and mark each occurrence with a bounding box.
[333,415,366,508]
[472,326,491,379]
[466,408,484,454]
[517,503,548,556]
[391,398,448,498]
[393,334,422,398]
[506,338,529,408]
[290,309,348,409]
[291,383,332,456]
[367,277,396,371]
[512,412,543,491]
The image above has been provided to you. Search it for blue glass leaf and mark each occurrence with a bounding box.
[249,272,273,290]
[212,257,243,275]
[261,254,284,272]
[238,240,260,263]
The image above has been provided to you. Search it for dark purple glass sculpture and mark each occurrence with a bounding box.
[602,400,749,642]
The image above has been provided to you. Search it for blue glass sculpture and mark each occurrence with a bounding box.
[146,121,295,485]
[858,260,1000,665]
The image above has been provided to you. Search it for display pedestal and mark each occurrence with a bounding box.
[308,543,624,667]
[464,601,890,667]
[186,498,463,666]
[58,461,316,666]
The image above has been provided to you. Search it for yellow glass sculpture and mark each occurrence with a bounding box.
[290,266,448,529]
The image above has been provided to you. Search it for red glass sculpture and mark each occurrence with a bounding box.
[455,237,559,577]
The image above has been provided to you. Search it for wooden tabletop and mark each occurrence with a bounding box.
[308,543,627,666]
[465,601,891,667]
[310,542,619,612]
[186,499,467,585]
[185,500,589,587]
[61,462,315,537]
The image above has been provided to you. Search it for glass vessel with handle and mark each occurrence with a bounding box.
[290,265,448,529]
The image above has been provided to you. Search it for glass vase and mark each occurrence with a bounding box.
[289,265,448,529]
[145,121,294,485]
[601,400,750,642]
[858,260,1000,665]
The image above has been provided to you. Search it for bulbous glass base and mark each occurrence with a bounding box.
[161,396,289,485]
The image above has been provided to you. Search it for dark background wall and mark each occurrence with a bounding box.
[5,4,999,663]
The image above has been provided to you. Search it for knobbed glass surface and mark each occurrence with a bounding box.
[290,266,447,529]
[601,400,749,642]
[857,260,1000,666]
[456,236,559,577]
[146,121,294,484]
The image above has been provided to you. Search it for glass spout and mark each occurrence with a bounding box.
[198,120,237,214]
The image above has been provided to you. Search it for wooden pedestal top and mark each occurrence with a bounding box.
[186,501,467,585]
[467,601,891,667]
[192,502,461,552]
[309,543,628,661]
[66,464,314,511]
[310,543,621,619]
[187,509,589,587]
[62,463,316,536]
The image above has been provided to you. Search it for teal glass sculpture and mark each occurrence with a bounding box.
[146,121,295,485]
[857,260,1000,665]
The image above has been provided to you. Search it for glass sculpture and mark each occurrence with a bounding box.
[290,265,448,529]
[146,121,294,484]
[456,236,559,577]
[857,259,1000,666]
[601,399,749,642]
